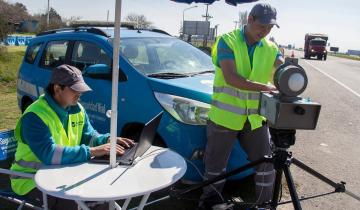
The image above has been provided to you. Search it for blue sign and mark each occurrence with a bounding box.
[0,130,17,161]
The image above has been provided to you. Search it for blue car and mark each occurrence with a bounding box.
[16,26,252,182]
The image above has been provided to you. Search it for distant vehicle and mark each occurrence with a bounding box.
[304,33,328,60]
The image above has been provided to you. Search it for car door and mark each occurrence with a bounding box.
[69,40,113,133]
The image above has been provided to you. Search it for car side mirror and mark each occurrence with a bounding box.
[84,64,127,82]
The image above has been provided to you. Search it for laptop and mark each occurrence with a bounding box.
[90,111,163,165]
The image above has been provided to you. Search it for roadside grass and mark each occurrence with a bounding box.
[0,46,25,130]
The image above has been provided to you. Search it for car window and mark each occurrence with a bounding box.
[121,37,213,75]
[120,42,149,72]
[71,41,111,72]
[40,40,68,68]
[25,43,42,64]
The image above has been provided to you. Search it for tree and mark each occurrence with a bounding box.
[124,13,152,29]
[0,16,11,40]
[0,0,31,37]
[33,7,64,32]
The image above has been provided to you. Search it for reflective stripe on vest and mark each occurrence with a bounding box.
[213,86,260,100]
[208,28,278,130]
[10,175,34,179]
[212,100,258,115]
[10,95,86,195]
[14,160,42,170]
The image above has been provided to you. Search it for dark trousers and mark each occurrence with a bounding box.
[25,188,109,210]
[201,120,275,204]
[25,188,78,210]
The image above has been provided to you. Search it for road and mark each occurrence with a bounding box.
[278,50,360,210]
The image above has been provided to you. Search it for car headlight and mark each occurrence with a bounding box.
[154,92,210,125]
[311,49,315,52]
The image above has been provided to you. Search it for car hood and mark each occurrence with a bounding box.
[147,73,214,104]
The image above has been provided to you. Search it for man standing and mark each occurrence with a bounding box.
[11,64,134,209]
[200,3,284,209]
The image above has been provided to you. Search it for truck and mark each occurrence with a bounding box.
[304,33,328,60]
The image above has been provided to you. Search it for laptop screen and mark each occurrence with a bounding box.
[133,111,163,160]
[90,111,163,164]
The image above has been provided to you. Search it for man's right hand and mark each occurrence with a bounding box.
[263,84,277,92]
[90,143,126,157]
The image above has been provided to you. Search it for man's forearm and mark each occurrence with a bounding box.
[219,59,274,92]
[225,71,274,92]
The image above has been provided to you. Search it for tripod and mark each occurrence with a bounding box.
[170,128,360,210]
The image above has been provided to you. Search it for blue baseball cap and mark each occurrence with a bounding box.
[249,3,279,28]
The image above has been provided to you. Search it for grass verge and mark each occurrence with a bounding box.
[0,46,25,130]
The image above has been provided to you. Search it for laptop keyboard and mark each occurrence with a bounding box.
[117,143,138,163]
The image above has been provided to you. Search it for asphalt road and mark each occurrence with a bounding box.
[278,50,360,210]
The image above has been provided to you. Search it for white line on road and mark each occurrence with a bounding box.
[304,60,360,99]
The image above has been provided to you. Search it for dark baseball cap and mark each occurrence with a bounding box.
[50,64,92,93]
[249,3,279,28]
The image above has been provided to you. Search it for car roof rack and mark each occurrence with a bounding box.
[149,28,171,36]
[36,27,109,37]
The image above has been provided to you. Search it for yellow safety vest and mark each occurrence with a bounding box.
[208,28,278,130]
[10,95,85,195]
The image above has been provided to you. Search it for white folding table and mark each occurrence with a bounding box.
[34,146,187,210]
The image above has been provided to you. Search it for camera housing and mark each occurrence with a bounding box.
[259,92,321,129]
[259,62,321,130]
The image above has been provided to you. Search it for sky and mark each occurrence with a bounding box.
[7,0,360,52]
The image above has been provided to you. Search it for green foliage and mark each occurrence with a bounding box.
[0,46,25,86]
[124,13,153,29]
[33,7,65,33]
[0,46,24,129]
[0,16,12,40]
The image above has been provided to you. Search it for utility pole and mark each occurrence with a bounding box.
[202,3,212,47]
[214,24,219,39]
[106,10,109,28]
[47,0,50,28]
[234,21,239,30]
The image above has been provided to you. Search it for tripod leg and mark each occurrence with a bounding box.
[292,158,341,189]
[171,156,269,198]
[283,165,302,210]
[293,158,360,202]
[270,169,283,209]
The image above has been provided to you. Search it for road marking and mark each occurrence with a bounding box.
[304,60,360,99]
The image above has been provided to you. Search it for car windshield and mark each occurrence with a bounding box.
[119,37,214,77]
